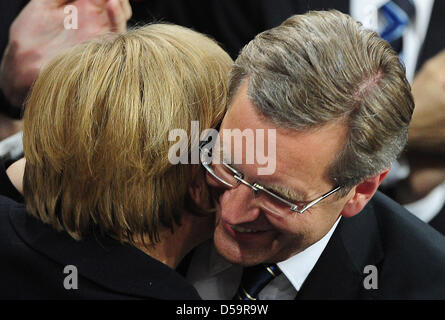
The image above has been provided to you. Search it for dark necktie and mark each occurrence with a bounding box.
[379,0,416,53]
[233,264,282,300]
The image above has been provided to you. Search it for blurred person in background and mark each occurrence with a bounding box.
[0,0,132,149]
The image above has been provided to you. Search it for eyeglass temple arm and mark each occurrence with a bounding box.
[293,185,342,214]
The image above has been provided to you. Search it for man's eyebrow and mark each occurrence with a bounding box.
[259,183,309,203]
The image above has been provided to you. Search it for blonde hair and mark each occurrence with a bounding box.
[23,24,232,244]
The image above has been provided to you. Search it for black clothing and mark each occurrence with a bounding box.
[430,205,445,237]
[0,196,201,299]
[297,192,445,299]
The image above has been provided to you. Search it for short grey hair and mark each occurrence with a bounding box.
[229,10,414,193]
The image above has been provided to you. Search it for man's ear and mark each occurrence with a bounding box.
[340,169,389,218]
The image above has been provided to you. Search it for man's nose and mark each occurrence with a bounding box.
[220,183,262,225]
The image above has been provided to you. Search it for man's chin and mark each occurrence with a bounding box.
[213,224,277,266]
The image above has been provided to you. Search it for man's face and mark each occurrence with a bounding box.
[210,82,352,266]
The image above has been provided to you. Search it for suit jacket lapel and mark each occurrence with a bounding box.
[429,203,445,236]
[296,199,384,299]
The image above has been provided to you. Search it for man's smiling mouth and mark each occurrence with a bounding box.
[230,224,270,233]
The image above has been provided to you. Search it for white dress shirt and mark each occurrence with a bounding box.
[405,181,445,223]
[186,218,341,300]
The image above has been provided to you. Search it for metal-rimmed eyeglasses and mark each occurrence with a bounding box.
[199,141,342,216]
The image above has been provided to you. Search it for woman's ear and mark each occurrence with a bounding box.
[340,169,389,218]
[188,176,212,209]
[188,183,202,206]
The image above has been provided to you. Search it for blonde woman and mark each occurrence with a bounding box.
[0,24,232,299]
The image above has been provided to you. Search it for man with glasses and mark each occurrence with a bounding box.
[185,10,445,299]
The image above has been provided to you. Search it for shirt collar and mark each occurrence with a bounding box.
[277,217,341,291]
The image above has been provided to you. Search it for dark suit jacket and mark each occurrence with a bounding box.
[0,195,201,299]
[430,204,445,236]
[296,191,445,299]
